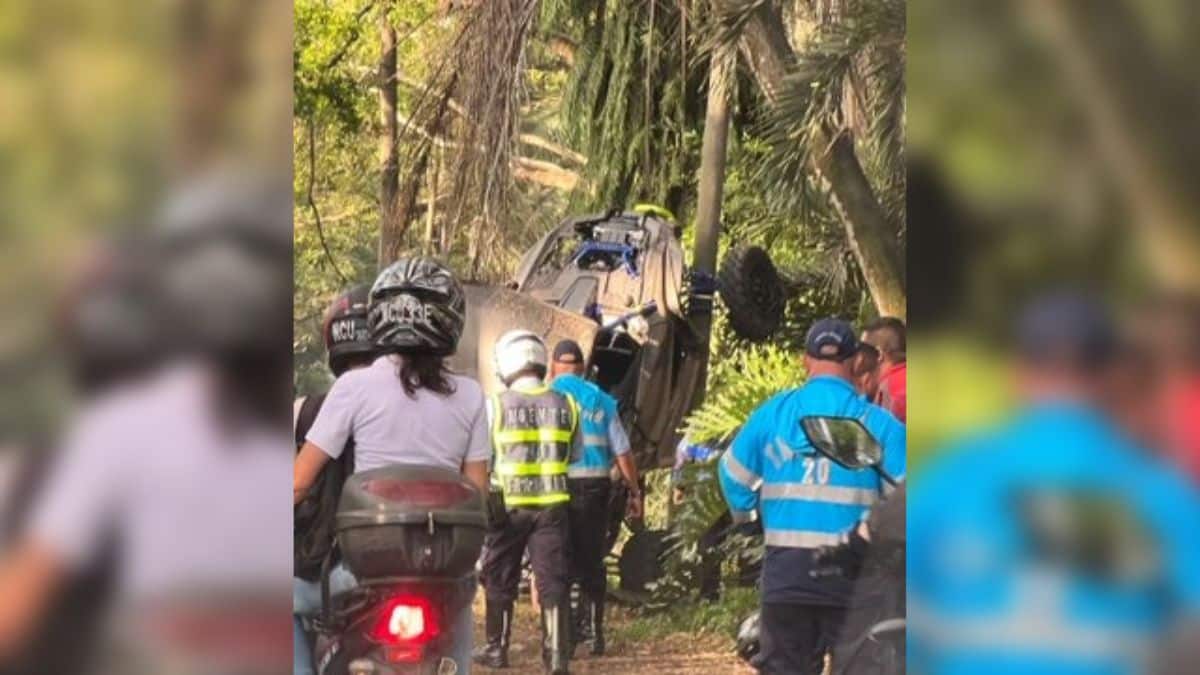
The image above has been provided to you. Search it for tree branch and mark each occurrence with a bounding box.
[323,0,378,73]
[307,118,350,284]
[512,156,581,191]
[518,133,588,166]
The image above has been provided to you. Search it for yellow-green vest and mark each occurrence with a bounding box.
[491,385,578,507]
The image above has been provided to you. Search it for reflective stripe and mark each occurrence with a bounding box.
[567,396,580,434]
[496,461,569,477]
[582,434,609,448]
[501,474,568,505]
[908,602,1149,663]
[722,453,761,488]
[505,493,570,506]
[730,509,757,525]
[760,483,879,506]
[496,429,574,444]
[567,466,611,478]
[494,388,572,506]
[491,393,503,439]
[763,529,845,548]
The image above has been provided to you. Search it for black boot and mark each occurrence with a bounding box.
[541,601,570,674]
[588,595,606,656]
[473,600,512,668]
[569,585,586,649]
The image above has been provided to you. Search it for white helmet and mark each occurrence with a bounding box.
[494,329,548,386]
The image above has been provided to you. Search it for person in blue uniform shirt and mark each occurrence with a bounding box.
[549,339,641,656]
[908,292,1200,675]
[719,318,906,674]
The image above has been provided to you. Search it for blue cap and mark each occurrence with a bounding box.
[805,318,859,361]
[1015,291,1117,366]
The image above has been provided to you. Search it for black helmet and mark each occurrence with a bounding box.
[154,171,292,357]
[58,235,161,393]
[368,257,466,356]
[735,610,763,667]
[322,284,375,376]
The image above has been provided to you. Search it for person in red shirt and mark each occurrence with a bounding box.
[1138,294,1200,486]
[851,342,882,401]
[862,317,906,422]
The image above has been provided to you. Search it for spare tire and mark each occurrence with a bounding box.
[719,245,785,341]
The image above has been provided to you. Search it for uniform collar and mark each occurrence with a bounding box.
[806,374,858,392]
[552,373,585,387]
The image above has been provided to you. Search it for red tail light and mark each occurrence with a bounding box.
[360,479,474,508]
[367,595,440,663]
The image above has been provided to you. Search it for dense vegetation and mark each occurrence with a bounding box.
[292,0,907,623]
[294,0,906,398]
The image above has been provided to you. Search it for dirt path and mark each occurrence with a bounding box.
[471,596,753,674]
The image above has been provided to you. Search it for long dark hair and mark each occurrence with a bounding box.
[395,353,456,397]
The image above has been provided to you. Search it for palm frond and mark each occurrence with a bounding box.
[683,344,803,444]
[751,0,905,223]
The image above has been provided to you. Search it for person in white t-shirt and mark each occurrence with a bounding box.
[292,257,489,674]
[0,174,296,673]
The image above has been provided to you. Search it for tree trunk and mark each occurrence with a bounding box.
[818,132,907,318]
[377,10,400,267]
[173,0,259,173]
[735,2,906,319]
[693,45,735,280]
[690,42,736,407]
[424,144,440,254]
[1023,0,1200,292]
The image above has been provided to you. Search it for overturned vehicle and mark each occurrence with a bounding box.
[449,207,785,471]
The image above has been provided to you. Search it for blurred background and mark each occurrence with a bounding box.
[907,2,1200,673]
[0,1,293,673]
[907,0,1200,466]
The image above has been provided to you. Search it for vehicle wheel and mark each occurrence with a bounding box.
[617,529,667,595]
[719,245,784,342]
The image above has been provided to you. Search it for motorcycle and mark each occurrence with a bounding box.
[735,416,905,675]
[309,465,487,675]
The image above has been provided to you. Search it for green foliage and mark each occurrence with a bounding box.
[639,346,800,608]
[613,587,759,643]
[552,1,706,217]
[755,0,907,227]
[293,0,446,396]
[646,461,765,608]
[292,0,894,401]
[908,337,1012,470]
[294,0,371,130]
[684,345,803,445]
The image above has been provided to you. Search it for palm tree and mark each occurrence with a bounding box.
[717,0,906,317]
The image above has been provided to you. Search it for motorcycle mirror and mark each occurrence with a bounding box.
[799,416,884,471]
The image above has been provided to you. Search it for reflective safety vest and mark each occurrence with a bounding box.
[492,386,578,507]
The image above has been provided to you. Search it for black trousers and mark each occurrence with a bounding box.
[567,478,612,600]
[481,505,569,608]
[760,602,846,675]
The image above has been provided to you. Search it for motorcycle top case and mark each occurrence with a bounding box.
[336,465,487,580]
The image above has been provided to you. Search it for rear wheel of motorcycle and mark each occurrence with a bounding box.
[719,245,785,342]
